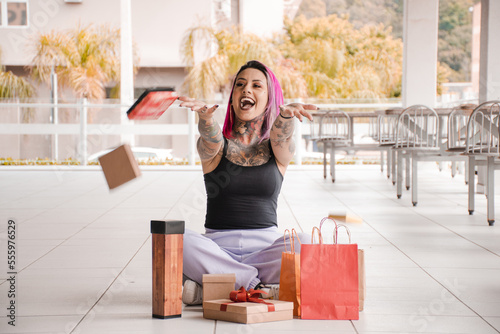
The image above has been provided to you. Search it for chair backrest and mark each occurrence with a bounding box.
[447,104,476,151]
[318,110,351,142]
[309,113,323,141]
[377,114,399,145]
[466,101,500,155]
[395,105,440,150]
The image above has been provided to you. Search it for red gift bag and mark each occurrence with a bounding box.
[300,218,359,320]
[279,229,301,317]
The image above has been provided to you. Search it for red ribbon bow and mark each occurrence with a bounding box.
[220,287,276,312]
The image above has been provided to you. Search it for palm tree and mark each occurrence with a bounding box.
[0,48,35,98]
[30,24,134,101]
[181,26,308,100]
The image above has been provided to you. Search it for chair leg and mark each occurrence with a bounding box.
[412,154,418,206]
[397,151,403,199]
[451,161,457,178]
[464,160,469,185]
[392,150,397,184]
[330,148,336,183]
[387,149,392,179]
[405,155,411,191]
[323,143,327,179]
[468,156,475,215]
[380,151,385,173]
[487,156,495,226]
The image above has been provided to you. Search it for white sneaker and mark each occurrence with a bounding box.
[257,284,280,300]
[182,280,203,305]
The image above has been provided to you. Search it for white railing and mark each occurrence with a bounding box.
[0,99,402,166]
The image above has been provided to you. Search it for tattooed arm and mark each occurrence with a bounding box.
[270,104,317,170]
[197,115,222,161]
[179,96,223,171]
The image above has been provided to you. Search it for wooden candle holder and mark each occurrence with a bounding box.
[151,220,185,319]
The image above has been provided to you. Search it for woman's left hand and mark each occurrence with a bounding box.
[279,103,317,122]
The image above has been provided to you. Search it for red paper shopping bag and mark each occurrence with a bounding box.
[300,218,359,320]
[279,229,301,317]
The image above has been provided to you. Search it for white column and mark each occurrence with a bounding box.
[51,68,58,161]
[476,0,500,193]
[402,0,439,107]
[479,0,500,102]
[239,0,284,38]
[120,0,135,145]
[80,98,88,166]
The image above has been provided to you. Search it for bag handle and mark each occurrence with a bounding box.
[334,224,352,244]
[319,216,339,245]
[311,226,322,244]
[283,229,291,253]
[284,228,303,253]
[290,228,301,253]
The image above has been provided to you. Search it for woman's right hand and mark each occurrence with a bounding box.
[178,96,219,117]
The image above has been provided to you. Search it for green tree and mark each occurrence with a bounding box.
[0,48,35,98]
[438,0,475,81]
[181,26,307,100]
[282,15,403,99]
[182,14,405,100]
[30,24,138,100]
[300,0,479,83]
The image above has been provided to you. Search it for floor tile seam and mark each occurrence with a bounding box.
[6,171,170,278]
[1,175,106,230]
[407,209,500,259]
[1,171,97,208]
[337,169,500,258]
[161,172,203,221]
[281,194,303,233]
[62,173,200,332]
[69,236,151,334]
[311,170,499,333]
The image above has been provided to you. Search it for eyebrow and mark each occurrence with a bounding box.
[236,78,264,83]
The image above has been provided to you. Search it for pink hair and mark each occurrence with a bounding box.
[222,60,284,141]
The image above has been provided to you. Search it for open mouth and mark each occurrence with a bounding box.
[240,97,255,110]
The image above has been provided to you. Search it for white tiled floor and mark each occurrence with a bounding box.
[0,163,499,334]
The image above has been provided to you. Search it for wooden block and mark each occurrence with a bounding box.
[328,210,363,223]
[151,220,185,319]
[98,144,141,189]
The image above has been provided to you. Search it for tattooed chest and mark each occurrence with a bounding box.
[226,140,271,166]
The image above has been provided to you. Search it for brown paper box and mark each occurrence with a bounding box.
[359,249,366,311]
[203,299,293,324]
[202,274,236,302]
[98,144,141,189]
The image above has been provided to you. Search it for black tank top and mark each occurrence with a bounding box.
[203,138,284,230]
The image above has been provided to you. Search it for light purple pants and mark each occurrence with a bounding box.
[183,227,307,290]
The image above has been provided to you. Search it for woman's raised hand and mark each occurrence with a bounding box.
[279,103,317,122]
[178,96,219,117]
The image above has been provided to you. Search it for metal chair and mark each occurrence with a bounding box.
[464,101,500,225]
[394,105,440,206]
[446,104,476,180]
[315,110,352,182]
[377,112,400,181]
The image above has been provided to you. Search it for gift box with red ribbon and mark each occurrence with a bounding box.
[203,287,293,324]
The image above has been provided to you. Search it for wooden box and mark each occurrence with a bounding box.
[98,144,141,189]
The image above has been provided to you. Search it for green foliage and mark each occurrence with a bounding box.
[181,26,307,99]
[30,24,139,100]
[298,0,478,83]
[182,14,404,100]
[438,0,476,81]
[0,48,35,98]
[282,15,403,99]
